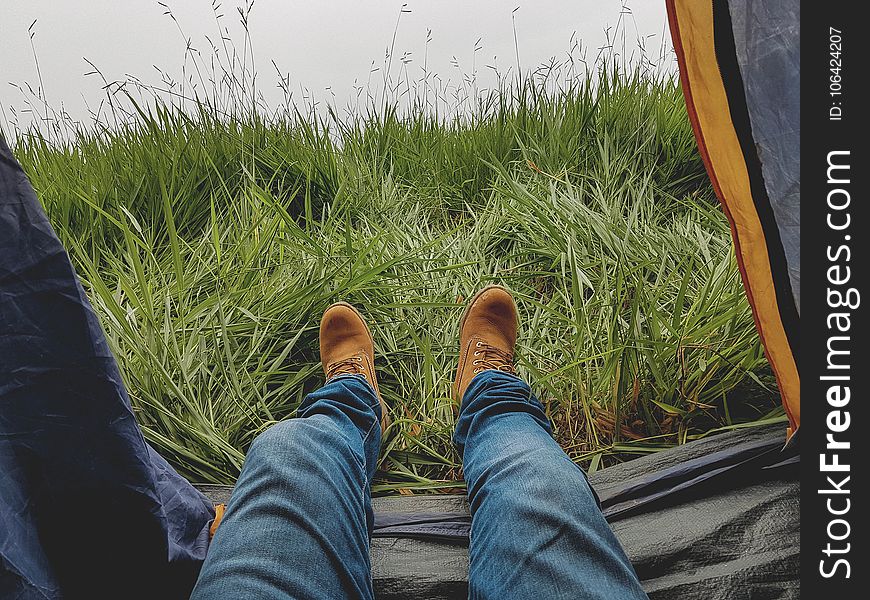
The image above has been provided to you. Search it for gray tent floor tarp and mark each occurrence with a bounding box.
[198,422,799,599]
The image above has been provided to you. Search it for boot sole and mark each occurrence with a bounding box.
[325,301,391,432]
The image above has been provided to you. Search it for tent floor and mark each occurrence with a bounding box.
[197,423,799,599]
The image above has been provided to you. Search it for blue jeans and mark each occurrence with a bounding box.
[191,371,647,599]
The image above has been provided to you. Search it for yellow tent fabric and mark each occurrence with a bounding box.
[666,0,800,435]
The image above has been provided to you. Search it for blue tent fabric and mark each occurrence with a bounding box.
[727,0,800,314]
[1,132,799,599]
[0,136,214,600]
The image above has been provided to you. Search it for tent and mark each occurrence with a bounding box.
[198,423,797,599]
[667,0,800,436]
[1,1,799,598]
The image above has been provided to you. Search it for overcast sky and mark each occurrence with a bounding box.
[1,1,671,131]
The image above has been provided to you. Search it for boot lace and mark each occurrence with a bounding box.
[472,341,516,375]
[326,355,367,380]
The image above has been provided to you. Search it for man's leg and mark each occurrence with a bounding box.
[455,371,647,599]
[192,376,381,599]
[452,287,647,599]
[193,302,387,600]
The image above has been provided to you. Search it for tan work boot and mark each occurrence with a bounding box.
[453,285,519,402]
[320,302,389,431]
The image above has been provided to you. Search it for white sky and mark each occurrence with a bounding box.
[1,1,671,131]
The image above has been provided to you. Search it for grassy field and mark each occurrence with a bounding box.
[7,58,784,492]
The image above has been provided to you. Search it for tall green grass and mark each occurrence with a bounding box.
[6,15,782,491]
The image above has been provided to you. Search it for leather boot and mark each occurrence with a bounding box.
[453,285,518,402]
[320,302,389,430]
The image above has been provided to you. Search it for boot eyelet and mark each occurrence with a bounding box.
[473,351,480,356]
[472,359,481,365]
[474,368,482,374]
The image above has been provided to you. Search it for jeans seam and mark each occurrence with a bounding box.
[361,418,379,443]
[328,375,380,449]
[331,376,380,443]
[339,423,367,479]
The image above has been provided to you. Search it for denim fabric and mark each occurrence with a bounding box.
[192,371,646,600]
[191,375,382,600]
[455,370,648,600]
